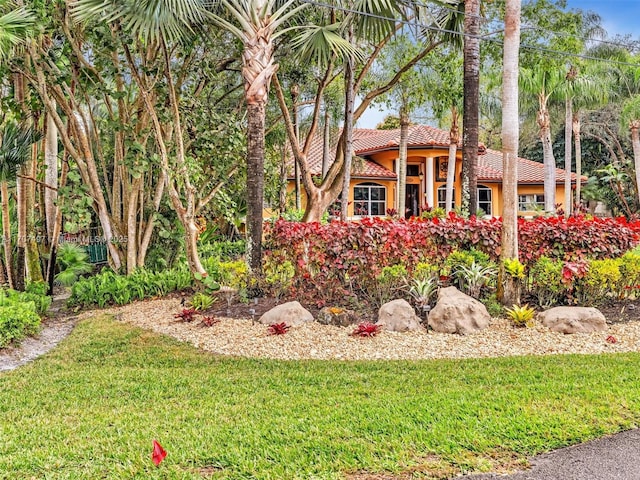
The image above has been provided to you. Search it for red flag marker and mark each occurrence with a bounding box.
[152,439,167,466]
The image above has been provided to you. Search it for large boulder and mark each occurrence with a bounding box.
[376,299,424,332]
[317,307,358,327]
[538,307,607,334]
[258,301,314,327]
[428,286,490,335]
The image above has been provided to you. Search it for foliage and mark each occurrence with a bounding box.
[200,315,219,327]
[69,266,194,308]
[369,264,407,308]
[452,262,497,299]
[264,216,639,305]
[267,322,290,335]
[55,242,93,287]
[351,321,381,337]
[503,258,526,279]
[574,259,622,305]
[263,259,295,301]
[483,293,503,318]
[528,257,566,308]
[4,318,640,478]
[618,251,640,297]
[408,277,438,310]
[1,287,51,316]
[174,308,197,322]
[0,290,41,348]
[198,240,246,261]
[190,293,214,311]
[505,304,536,328]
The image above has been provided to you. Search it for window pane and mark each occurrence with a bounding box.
[371,202,385,216]
[370,187,383,201]
[354,188,368,201]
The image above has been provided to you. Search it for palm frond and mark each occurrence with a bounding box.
[70,0,209,44]
[291,23,364,66]
[352,0,399,44]
[0,6,35,57]
[0,122,40,181]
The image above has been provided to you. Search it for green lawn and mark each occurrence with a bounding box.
[1,317,639,479]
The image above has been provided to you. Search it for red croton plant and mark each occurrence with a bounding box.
[263,215,640,305]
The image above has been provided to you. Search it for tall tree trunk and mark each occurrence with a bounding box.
[291,84,301,210]
[498,0,521,306]
[44,108,58,241]
[463,0,480,215]
[46,157,69,295]
[631,120,640,205]
[341,49,355,220]
[538,98,556,212]
[25,143,44,284]
[322,105,331,179]
[564,97,572,217]
[445,106,459,213]
[573,112,582,206]
[398,106,409,217]
[246,101,266,271]
[1,181,14,289]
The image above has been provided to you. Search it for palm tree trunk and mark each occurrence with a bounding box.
[463,0,480,215]
[573,113,582,206]
[498,0,521,306]
[631,120,640,204]
[445,106,459,213]
[322,106,331,179]
[25,144,43,284]
[341,46,355,220]
[1,181,14,289]
[564,97,572,217]
[538,100,556,212]
[246,101,266,271]
[398,107,409,217]
[15,172,26,291]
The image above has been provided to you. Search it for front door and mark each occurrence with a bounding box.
[405,184,420,218]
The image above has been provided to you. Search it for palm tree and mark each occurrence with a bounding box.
[462,0,480,214]
[0,122,37,289]
[520,67,565,213]
[498,0,521,306]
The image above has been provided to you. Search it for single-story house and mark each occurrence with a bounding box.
[287,125,583,218]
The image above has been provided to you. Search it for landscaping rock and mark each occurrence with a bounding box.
[538,306,607,334]
[317,307,358,327]
[376,299,424,332]
[258,301,314,327]
[428,286,490,335]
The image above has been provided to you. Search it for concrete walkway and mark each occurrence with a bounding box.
[463,428,640,480]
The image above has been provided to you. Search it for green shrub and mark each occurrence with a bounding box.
[575,259,622,306]
[528,256,566,308]
[413,262,440,282]
[198,240,246,261]
[55,243,93,286]
[483,293,503,318]
[369,264,408,307]
[69,265,194,308]
[264,259,295,300]
[190,292,214,311]
[0,292,41,348]
[619,252,640,297]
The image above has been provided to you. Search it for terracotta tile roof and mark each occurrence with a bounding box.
[479,148,583,184]
[289,126,582,183]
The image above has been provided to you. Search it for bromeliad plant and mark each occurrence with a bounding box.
[190,292,214,311]
[174,308,197,322]
[453,262,497,299]
[505,304,536,328]
[351,322,381,337]
[409,277,438,312]
[267,322,290,335]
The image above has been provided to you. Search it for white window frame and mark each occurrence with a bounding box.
[353,183,386,217]
[518,194,545,211]
[477,185,492,216]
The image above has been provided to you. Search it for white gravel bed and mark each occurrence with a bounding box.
[85,298,640,361]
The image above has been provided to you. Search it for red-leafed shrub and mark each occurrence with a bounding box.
[267,322,290,335]
[351,322,382,337]
[518,216,640,264]
[263,215,640,305]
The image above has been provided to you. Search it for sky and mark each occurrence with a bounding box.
[357,0,640,129]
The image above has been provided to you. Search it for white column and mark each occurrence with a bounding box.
[425,156,435,208]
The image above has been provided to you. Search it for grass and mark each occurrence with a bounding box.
[1,317,640,479]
